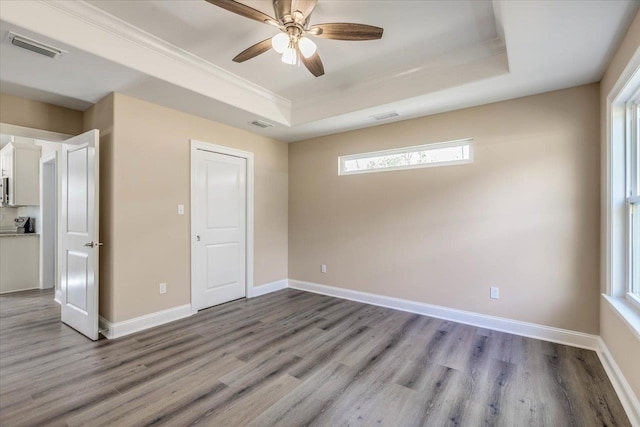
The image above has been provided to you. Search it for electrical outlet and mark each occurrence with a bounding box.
[159,283,167,294]
[490,287,499,299]
[321,264,327,273]
[177,204,185,215]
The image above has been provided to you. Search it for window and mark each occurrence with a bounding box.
[628,98,640,309]
[338,139,473,176]
[606,51,640,330]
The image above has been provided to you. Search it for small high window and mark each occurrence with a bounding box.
[338,138,473,176]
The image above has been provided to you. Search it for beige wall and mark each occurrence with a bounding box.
[0,93,83,135]
[83,94,115,320]
[105,93,288,322]
[600,11,640,402]
[289,84,600,334]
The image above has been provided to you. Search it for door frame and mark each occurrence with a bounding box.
[39,151,58,299]
[190,139,254,314]
[0,123,72,142]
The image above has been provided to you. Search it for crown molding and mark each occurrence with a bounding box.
[38,0,292,114]
[292,38,508,114]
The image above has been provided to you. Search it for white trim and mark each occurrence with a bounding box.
[287,279,600,350]
[1,0,290,124]
[0,287,41,295]
[0,123,72,142]
[604,294,640,341]
[45,0,290,111]
[39,152,57,291]
[605,45,640,298]
[189,140,255,315]
[597,338,640,426]
[98,304,192,339]
[627,291,640,312]
[287,280,640,422]
[247,279,288,298]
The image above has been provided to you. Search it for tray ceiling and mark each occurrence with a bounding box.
[0,1,637,142]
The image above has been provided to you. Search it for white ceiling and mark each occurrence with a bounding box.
[85,0,500,102]
[0,0,637,142]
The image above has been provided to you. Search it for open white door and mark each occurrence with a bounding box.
[59,130,100,340]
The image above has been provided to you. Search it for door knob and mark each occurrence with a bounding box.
[84,241,104,248]
[196,235,201,242]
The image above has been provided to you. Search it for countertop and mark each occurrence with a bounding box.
[0,232,39,238]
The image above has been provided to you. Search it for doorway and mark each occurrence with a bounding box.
[0,124,101,340]
[190,140,254,312]
[40,152,57,300]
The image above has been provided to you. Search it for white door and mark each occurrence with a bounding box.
[194,150,247,310]
[59,130,100,340]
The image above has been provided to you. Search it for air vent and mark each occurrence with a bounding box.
[370,111,400,121]
[250,120,274,128]
[8,33,64,59]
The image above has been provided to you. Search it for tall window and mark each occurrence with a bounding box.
[629,99,640,308]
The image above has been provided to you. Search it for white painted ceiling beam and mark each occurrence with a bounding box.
[0,0,291,126]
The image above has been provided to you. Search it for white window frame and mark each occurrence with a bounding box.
[338,138,473,176]
[626,97,640,311]
[605,46,640,322]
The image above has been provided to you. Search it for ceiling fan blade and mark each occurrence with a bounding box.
[308,23,384,40]
[299,49,324,77]
[292,0,317,19]
[233,38,273,62]
[206,0,276,25]
[273,0,291,21]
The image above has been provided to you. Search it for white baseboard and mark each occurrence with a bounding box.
[91,277,638,423]
[101,279,288,339]
[597,338,640,426]
[288,279,640,423]
[247,279,288,298]
[0,287,41,295]
[287,279,600,350]
[99,304,192,339]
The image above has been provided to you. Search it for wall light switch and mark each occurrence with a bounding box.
[490,287,499,299]
[321,264,327,273]
[178,205,185,215]
[159,283,167,294]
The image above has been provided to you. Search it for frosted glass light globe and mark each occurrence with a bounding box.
[298,37,317,58]
[281,47,297,65]
[271,33,289,54]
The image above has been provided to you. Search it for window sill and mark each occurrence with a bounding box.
[603,294,640,341]
[627,292,640,311]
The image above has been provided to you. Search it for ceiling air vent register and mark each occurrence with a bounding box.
[8,32,64,59]
[370,111,400,121]
[250,120,274,128]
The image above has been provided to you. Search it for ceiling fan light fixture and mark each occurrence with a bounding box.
[281,46,297,65]
[272,33,289,53]
[298,37,317,58]
[206,0,383,77]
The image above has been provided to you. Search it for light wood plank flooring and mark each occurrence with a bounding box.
[0,288,630,426]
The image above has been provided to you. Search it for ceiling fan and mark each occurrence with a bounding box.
[205,0,384,77]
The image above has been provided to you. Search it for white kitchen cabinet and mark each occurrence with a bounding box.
[0,235,40,294]
[0,142,41,206]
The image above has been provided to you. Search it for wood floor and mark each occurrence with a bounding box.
[0,289,630,426]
